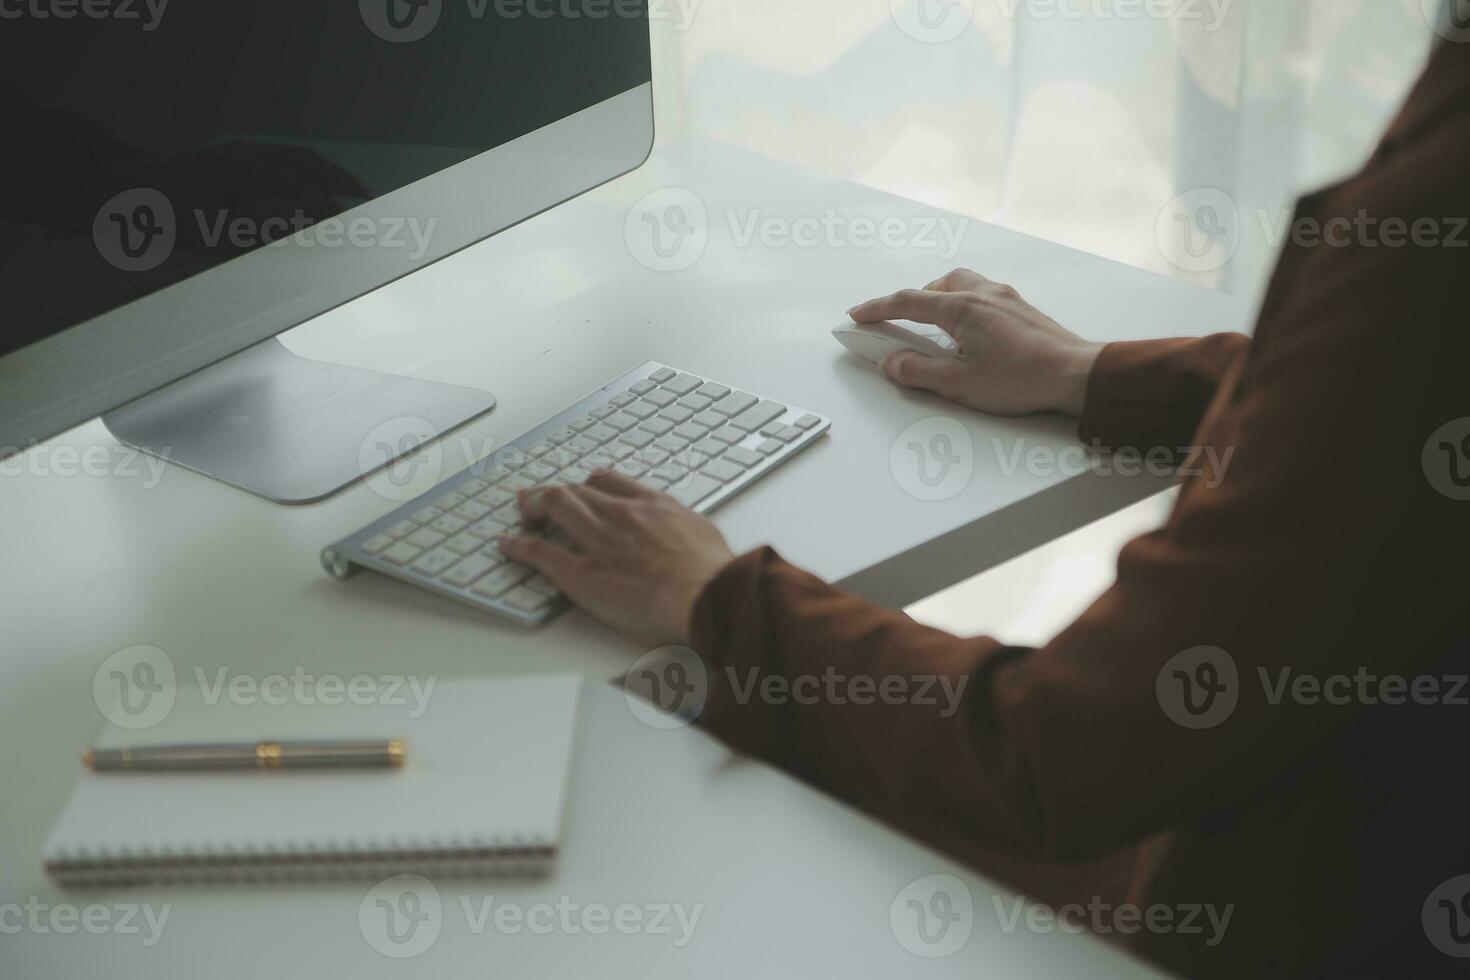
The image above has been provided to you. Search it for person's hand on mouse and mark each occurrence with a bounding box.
[848,268,1104,418]
[499,472,735,647]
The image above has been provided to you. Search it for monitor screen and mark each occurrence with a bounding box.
[0,1,651,359]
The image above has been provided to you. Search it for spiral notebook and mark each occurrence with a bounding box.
[43,674,581,888]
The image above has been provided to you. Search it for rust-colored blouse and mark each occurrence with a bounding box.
[689,43,1470,979]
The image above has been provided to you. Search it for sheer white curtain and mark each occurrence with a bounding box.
[650,0,1438,301]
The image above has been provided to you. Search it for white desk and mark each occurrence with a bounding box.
[0,139,1246,976]
[2,684,1165,977]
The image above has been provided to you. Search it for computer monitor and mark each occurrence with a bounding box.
[0,1,653,502]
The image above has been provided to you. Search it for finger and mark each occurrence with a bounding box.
[585,469,652,498]
[847,289,963,336]
[881,351,965,399]
[519,486,603,545]
[925,268,990,293]
[499,533,587,589]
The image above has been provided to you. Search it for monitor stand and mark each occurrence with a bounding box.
[101,337,497,505]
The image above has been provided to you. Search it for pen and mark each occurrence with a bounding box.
[82,739,407,772]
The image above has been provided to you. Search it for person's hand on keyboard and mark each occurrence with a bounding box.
[500,472,735,645]
[849,267,1104,418]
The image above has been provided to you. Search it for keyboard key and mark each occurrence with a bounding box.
[678,394,713,412]
[624,401,657,420]
[445,532,483,556]
[503,586,552,614]
[640,417,675,437]
[411,547,460,577]
[620,429,655,449]
[654,434,689,455]
[692,410,725,429]
[386,520,418,539]
[643,389,677,408]
[637,473,671,492]
[589,404,616,420]
[630,379,657,395]
[434,491,466,511]
[696,381,730,400]
[795,413,821,430]
[468,516,508,539]
[569,415,597,432]
[526,442,554,458]
[672,422,708,442]
[476,488,513,510]
[459,478,490,495]
[702,459,745,483]
[659,405,694,424]
[712,426,745,445]
[653,462,689,483]
[610,392,636,407]
[604,412,638,432]
[759,422,785,438]
[614,458,647,478]
[361,533,394,556]
[669,473,723,507]
[649,367,676,383]
[381,542,422,565]
[757,439,783,455]
[712,391,756,416]
[694,437,726,458]
[608,443,636,461]
[547,427,576,444]
[429,514,470,536]
[725,446,764,468]
[526,574,561,596]
[733,400,787,432]
[565,436,599,456]
[443,554,499,588]
[407,528,446,550]
[411,506,441,525]
[664,373,701,395]
[560,467,593,486]
[454,500,493,521]
[471,563,532,598]
[502,474,537,493]
[581,450,617,472]
[584,424,618,444]
[774,425,803,442]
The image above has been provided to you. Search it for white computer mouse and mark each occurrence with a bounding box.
[832,320,959,365]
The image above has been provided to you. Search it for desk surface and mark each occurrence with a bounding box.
[0,139,1244,975]
[1,684,1165,978]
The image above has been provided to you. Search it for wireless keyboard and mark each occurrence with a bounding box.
[322,361,831,626]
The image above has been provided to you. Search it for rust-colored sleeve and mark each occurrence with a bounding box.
[688,129,1464,862]
[1078,334,1251,453]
